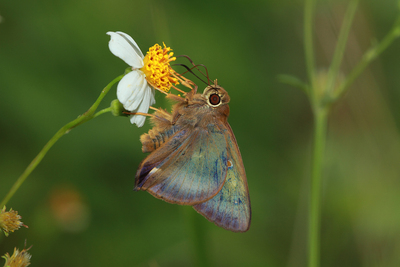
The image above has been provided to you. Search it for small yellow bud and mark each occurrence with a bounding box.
[0,206,28,237]
[2,247,31,267]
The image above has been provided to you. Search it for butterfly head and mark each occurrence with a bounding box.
[202,81,230,108]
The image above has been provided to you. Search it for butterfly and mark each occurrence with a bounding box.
[134,81,251,232]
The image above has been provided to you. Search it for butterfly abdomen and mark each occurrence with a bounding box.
[140,126,179,153]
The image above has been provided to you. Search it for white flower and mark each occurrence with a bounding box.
[107,31,155,127]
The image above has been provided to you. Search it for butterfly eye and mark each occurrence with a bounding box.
[209,94,221,106]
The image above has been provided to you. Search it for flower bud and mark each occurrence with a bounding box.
[110,99,129,117]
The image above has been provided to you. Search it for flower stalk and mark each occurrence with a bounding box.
[304,0,317,91]
[308,108,328,267]
[335,14,400,100]
[0,75,123,208]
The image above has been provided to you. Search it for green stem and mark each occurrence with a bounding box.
[326,0,359,95]
[0,74,123,208]
[304,1,325,265]
[335,15,400,99]
[304,0,317,91]
[308,108,328,267]
[94,107,113,118]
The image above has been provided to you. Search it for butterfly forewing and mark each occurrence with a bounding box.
[135,124,228,205]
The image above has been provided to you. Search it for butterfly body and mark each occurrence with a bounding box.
[135,83,251,232]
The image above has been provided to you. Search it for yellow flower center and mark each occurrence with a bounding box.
[140,43,179,92]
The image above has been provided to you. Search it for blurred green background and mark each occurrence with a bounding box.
[1,0,400,266]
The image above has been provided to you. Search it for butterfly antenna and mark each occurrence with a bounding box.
[175,55,211,85]
[173,63,208,86]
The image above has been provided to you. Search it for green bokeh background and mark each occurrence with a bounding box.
[1,0,400,266]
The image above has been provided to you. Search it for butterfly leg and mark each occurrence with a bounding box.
[123,111,154,117]
[171,71,198,94]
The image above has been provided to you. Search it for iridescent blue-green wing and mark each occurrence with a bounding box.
[193,123,251,232]
[135,124,228,205]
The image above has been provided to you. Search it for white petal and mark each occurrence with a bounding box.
[140,85,156,109]
[117,70,149,111]
[149,87,156,106]
[130,113,146,127]
[107,31,144,68]
[136,82,155,108]
[117,71,145,110]
[115,31,144,59]
[124,75,149,111]
[129,88,155,127]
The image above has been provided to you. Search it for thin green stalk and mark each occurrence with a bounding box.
[308,108,328,267]
[326,0,359,95]
[304,1,325,265]
[304,0,317,91]
[335,15,400,99]
[0,74,123,207]
[307,3,355,265]
[94,107,113,118]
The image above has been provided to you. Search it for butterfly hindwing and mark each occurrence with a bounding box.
[193,123,251,232]
[135,124,228,205]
